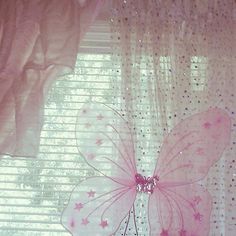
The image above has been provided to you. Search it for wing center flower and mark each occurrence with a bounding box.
[135,173,159,194]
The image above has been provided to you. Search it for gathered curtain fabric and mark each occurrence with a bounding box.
[110,0,235,234]
[0,0,103,158]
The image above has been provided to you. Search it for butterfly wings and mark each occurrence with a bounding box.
[149,184,212,236]
[149,108,231,235]
[62,103,137,235]
[62,105,231,236]
[62,177,136,236]
[154,108,231,184]
[75,103,137,184]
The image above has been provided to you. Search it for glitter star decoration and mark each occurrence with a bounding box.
[74,203,83,211]
[100,220,108,228]
[87,190,96,198]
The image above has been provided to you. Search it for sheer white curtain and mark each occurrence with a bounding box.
[110,0,235,235]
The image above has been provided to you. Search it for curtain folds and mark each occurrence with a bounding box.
[110,0,235,234]
[0,0,103,158]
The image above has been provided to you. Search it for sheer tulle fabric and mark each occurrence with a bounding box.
[110,0,235,234]
[0,0,103,157]
[61,104,230,236]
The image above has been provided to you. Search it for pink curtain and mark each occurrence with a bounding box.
[0,0,103,158]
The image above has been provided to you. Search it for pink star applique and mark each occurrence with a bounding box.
[203,122,211,129]
[160,229,169,236]
[100,220,108,228]
[97,114,104,120]
[81,218,89,225]
[96,139,103,146]
[87,190,96,198]
[74,202,83,211]
[194,212,203,221]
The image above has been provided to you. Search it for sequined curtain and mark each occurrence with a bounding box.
[110,0,235,235]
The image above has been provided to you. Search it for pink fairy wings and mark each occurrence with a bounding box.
[154,108,231,184]
[61,104,231,236]
[149,183,212,236]
[61,176,136,235]
[61,103,138,235]
[149,108,231,235]
[75,103,137,184]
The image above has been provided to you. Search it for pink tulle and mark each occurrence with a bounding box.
[62,176,137,235]
[0,0,103,157]
[154,108,231,184]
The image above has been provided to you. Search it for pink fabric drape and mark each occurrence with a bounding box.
[0,0,103,158]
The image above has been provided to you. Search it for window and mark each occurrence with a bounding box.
[0,20,113,236]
